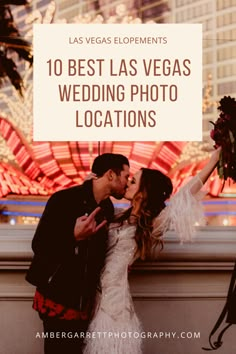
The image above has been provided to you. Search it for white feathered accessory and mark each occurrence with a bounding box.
[152,175,206,242]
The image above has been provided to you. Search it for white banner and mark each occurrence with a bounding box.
[33,24,202,142]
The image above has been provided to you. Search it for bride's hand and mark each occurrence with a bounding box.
[84,172,97,181]
[210,146,222,165]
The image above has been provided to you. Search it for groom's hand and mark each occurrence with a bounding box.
[74,207,107,241]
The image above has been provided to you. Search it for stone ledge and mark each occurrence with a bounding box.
[0,225,235,269]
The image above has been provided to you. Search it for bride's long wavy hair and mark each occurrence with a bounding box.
[116,168,173,260]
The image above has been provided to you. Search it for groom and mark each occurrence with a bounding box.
[26,153,130,354]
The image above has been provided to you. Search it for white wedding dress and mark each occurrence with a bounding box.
[83,222,142,354]
[83,175,205,354]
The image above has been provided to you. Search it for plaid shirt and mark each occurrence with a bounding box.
[33,290,88,320]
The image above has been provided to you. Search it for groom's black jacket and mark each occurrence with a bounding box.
[26,179,114,314]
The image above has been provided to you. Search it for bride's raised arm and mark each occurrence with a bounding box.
[189,147,221,196]
[152,147,221,242]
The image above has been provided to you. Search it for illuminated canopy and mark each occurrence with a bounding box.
[0,116,196,197]
[0,115,225,197]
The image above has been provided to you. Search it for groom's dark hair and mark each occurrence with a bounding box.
[92,153,129,177]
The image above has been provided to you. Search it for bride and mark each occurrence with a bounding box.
[83,148,221,354]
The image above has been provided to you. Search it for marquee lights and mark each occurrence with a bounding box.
[0,1,220,197]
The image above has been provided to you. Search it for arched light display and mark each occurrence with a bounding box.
[0,118,190,197]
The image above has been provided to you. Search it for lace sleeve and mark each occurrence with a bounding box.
[152,175,206,242]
